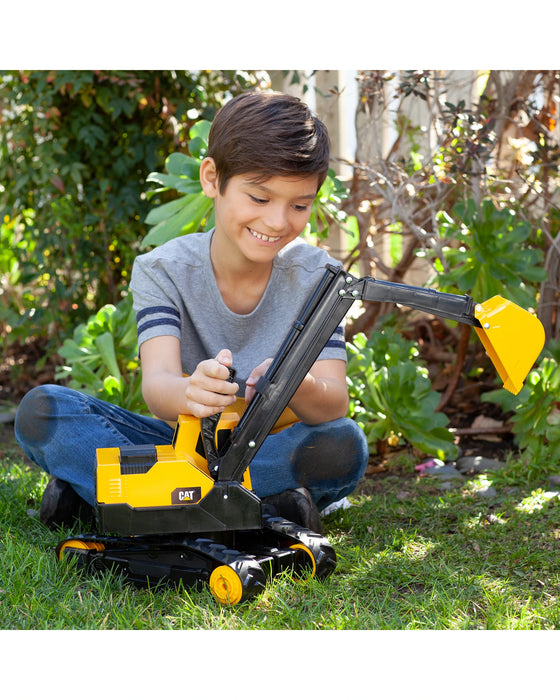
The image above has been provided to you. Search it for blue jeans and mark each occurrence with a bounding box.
[14,385,369,512]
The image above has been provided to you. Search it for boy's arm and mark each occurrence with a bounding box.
[140,336,239,421]
[245,358,349,426]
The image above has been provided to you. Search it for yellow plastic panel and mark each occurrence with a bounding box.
[173,414,208,470]
[173,412,240,472]
[474,295,545,395]
[98,455,214,508]
[96,447,123,504]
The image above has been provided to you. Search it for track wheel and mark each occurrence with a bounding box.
[209,565,244,605]
[57,539,105,560]
[290,543,316,577]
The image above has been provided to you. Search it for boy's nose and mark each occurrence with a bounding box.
[263,205,288,232]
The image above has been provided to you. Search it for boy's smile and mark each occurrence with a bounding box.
[248,227,281,244]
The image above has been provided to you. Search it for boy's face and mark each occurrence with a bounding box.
[201,158,319,265]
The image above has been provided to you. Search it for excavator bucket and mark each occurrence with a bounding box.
[474,296,545,395]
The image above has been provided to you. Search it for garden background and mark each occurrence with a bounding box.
[1,69,560,649]
[2,69,559,464]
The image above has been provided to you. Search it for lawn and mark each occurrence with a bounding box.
[1,421,559,632]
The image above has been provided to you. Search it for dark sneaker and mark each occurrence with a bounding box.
[39,478,95,529]
[262,487,323,534]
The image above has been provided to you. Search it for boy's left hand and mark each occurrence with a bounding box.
[245,358,273,404]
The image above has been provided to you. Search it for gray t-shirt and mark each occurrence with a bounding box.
[130,230,346,397]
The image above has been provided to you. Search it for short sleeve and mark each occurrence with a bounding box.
[130,255,182,347]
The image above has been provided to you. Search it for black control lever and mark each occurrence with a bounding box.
[200,367,236,478]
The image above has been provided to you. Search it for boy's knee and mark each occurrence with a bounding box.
[293,418,368,486]
[15,384,58,447]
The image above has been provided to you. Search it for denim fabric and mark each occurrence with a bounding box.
[15,384,369,511]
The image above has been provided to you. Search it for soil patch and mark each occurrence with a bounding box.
[0,337,60,405]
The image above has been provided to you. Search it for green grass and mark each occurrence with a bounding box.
[2,436,560,631]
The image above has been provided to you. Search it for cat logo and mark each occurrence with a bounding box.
[171,487,202,505]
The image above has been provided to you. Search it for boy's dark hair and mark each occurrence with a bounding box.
[206,91,330,194]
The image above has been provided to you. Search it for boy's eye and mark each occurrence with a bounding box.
[248,194,310,212]
[249,195,268,204]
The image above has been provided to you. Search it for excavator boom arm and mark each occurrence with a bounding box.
[215,265,490,483]
[358,277,482,327]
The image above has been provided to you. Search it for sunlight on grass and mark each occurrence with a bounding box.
[3,443,560,629]
[390,530,436,560]
[463,472,493,495]
[516,488,557,513]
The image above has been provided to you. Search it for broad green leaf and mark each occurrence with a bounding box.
[141,191,212,248]
[165,152,201,179]
[144,194,195,226]
[145,172,201,194]
[70,361,102,387]
[94,331,122,381]
[188,120,211,158]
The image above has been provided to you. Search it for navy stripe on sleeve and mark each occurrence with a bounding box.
[324,326,346,350]
[325,339,347,350]
[136,305,180,323]
[137,317,181,337]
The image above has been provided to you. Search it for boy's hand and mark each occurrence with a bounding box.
[185,349,239,418]
[245,357,273,404]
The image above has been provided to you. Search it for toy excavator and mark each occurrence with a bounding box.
[57,264,545,604]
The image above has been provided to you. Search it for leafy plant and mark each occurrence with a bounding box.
[0,70,265,348]
[308,170,356,240]
[55,294,147,414]
[141,121,214,249]
[0,211,31,348]
[483,342,560,464]
[346,323,457,460]
[435,198,545,308]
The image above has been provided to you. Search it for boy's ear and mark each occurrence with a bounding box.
[200,157,219,198]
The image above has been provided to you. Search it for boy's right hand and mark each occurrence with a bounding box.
[185,349,239,418]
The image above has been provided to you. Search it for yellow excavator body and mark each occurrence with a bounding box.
[96,411,251,510]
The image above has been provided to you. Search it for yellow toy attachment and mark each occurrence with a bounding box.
[96,411,251,512]
[474,296,545,395]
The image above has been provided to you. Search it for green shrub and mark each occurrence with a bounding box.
[483,342,560,464]
[0,70,262,346]
[55,294,146,414]
[346,322,456,460]
[435,198,545,307]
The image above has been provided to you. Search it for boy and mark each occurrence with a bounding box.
[15,91,369,533]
